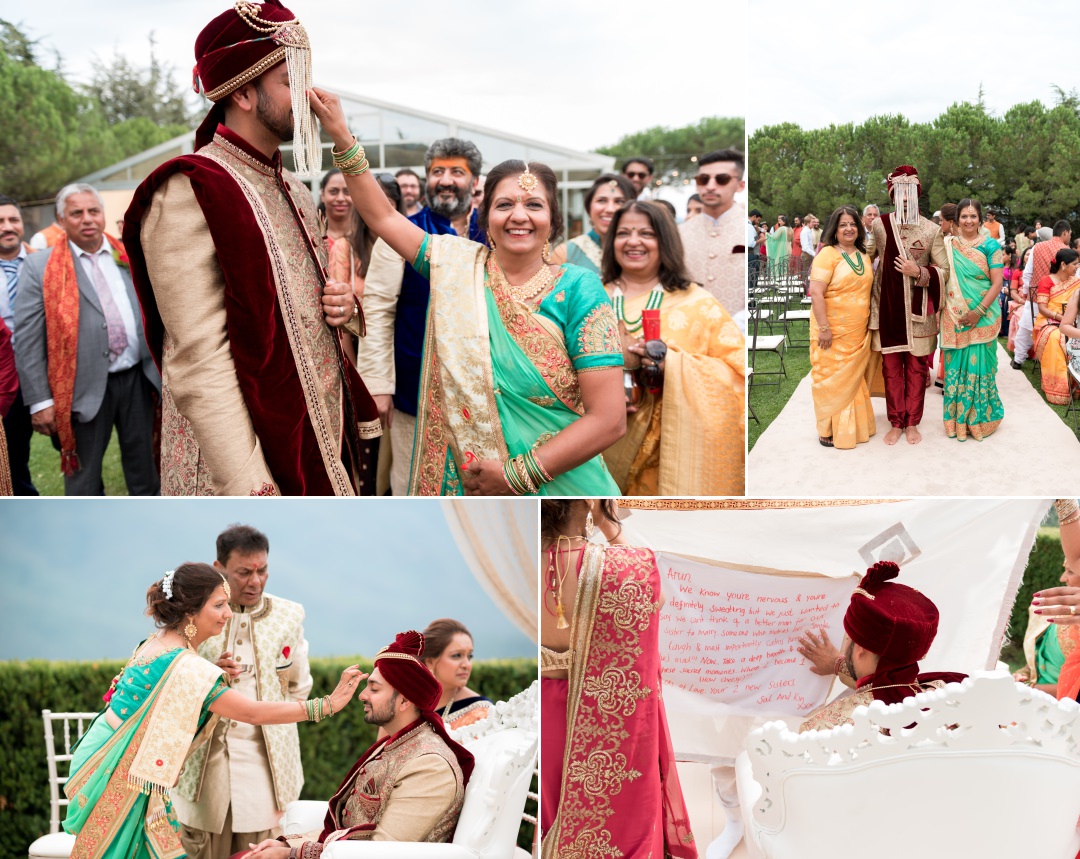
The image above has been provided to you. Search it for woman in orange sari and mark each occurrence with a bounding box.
[540,500,696,859]
[807,205,875,448]
[1033,248,1080,404]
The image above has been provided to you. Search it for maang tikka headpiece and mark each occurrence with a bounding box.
[518,165,538,193]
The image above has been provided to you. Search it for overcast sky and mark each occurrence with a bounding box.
[0,499,536,662]
[749,0,1077,133]
[10,0,745,154]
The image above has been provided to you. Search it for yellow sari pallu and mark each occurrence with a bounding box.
[808,246,875,448]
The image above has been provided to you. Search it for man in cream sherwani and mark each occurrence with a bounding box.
[175,524,312,859]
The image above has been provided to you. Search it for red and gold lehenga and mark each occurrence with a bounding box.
[540,544,696,859]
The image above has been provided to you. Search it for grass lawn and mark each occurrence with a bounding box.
[748,317,811,450]
[28,429,129,496]
[748,328,1080,450]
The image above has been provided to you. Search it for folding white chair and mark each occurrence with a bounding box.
[28,710,98,859]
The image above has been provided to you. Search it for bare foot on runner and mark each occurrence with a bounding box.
[884,427,903,445]
[905,426,922,445]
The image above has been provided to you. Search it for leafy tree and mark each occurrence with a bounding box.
[749,99,1080,235]
[595,116,745,177]
[82,35,195,127]
[0,18,39,65]
[0,21,196,202]
[0,50,117,201]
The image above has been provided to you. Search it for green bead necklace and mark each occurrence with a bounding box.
[841,248,865,276]
[613,284,664,334]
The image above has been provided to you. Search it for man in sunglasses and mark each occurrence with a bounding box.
[622,157,655,200]
[679,149,747,318]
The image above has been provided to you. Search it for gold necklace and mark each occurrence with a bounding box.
[495,255,554,304]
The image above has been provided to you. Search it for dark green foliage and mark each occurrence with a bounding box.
[596,116,746,177]
[0,19,196,203]
[0,657,536,857]
[750,100,1080,233]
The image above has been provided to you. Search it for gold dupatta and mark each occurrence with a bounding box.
[409,234,507,495]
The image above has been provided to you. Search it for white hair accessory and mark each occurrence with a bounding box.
[162,570,176,600]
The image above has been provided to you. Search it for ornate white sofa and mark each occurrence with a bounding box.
[282,681,538,859]
[734,674,1080,859]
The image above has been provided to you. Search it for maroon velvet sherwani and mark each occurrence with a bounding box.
[124,126,381,496]
[866,213,949,429]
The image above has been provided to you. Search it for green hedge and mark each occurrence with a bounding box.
[0,657,536,858]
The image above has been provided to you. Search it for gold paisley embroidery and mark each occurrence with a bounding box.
[583,667,650,717]
[487,262,583,413]
[548,545,666,859]
[577,304,621,355]
[567,749,641,795]
[599,577,659,630]
[527,396,557,408]
[560,829,621,859]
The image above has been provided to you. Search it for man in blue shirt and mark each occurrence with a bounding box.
[355,138,485,494]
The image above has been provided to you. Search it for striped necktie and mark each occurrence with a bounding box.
[0,257,18,309]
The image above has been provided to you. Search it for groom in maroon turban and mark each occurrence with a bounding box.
[800,562,966,732]
[250,631,474,858]
[865,166,949,447]
[123,0,381,497]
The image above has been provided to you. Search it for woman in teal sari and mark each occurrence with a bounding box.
[311,89,626,496]
[64,564,363,859]
[549,174,636,274]
[765,215,791,277]
[940,198,1005,441]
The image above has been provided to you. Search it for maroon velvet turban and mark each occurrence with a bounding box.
[191,0,307,148]
[374,630,442,713]
[843,561,944,704]
[886,164,922,199]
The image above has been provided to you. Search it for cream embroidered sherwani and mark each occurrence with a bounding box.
[866,214,949,356]
[138,134,378,496]
[679,204,747,315]
[289,720,465,856]
[175,593,311,843]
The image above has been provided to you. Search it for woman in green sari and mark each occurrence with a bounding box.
[64,564,363,859]
[765,214,791,277]
[940,198,1005,441]
[310,89,626,496]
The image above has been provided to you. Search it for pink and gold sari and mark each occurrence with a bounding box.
[541,544,696,859]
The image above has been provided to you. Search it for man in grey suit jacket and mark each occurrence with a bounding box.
[14,183,160,495]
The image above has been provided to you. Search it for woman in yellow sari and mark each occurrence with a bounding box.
[807,205,875,448]
[600,201,745,495]
[1033,248,1080,405]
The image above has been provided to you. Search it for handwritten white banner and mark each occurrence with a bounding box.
[656,552,855,717]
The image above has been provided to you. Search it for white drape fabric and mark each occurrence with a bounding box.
[617,498,1049,759]
[441,499,538,642]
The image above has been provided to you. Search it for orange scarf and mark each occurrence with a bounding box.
[41,236,128,475]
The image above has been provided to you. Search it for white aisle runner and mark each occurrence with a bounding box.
[748,344,1080,495]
